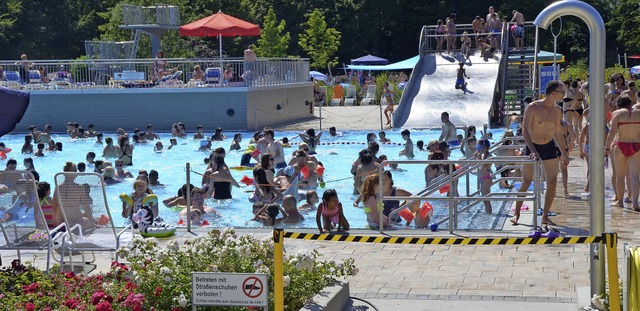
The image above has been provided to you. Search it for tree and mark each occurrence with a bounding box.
[608,0,640,54]
[255,7,290,57]
[298,9,341,70]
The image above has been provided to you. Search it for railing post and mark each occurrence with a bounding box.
[604,232,621,311]
[273,229,284,311]
[448,163,454,234]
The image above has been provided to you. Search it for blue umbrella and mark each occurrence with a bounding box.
[309,71,328,81]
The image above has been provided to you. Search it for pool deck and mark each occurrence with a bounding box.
[4,106,636,311]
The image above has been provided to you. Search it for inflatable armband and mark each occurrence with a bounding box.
[315,165,325,176]
[119,193,133,206]
[398,208,414,223]
[240,175,254,186]
[300,166,310,179]
[439,184,450,194]
[251,149,261,157]
[142,194,158,206]
[97,214,111,226]
[0,152,5,160]
[419,202,433,219]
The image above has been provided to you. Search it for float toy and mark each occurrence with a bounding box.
[131,205,176,238]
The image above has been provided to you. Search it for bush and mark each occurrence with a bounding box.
[561,59,630,83]
[0,228,357,311]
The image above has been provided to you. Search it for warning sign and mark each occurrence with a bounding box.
[192,273,268,307]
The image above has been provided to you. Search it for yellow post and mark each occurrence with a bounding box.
[273,229,285,311]
[604,232,621,311]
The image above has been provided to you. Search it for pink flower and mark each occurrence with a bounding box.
[92,291,107,305]
[22,282,40,294]
[42,308,51,311]
[64,298,79,309]
[154,287,162,297]
[95,301,113,311]
[65,271,76,279]
[25,302,36,311]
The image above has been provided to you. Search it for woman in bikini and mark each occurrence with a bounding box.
[605,95,640,210]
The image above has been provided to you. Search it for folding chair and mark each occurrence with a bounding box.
[54,172,132,273]
[331,85,344,106]
[0,171,66,271]
[361,84,377,105]
[344,85,357,106]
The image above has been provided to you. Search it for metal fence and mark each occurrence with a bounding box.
[0,57,310,90]
[419,22,537,55]
[122,4,181,26]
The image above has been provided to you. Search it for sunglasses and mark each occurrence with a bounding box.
[303,148,309,151]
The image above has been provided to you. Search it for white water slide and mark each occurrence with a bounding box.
[393,53,502,128]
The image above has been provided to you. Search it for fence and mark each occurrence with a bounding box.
[0,57,310,90]
[273,230,621,311]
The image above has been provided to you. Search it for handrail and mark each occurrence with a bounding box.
[377,156,541,234]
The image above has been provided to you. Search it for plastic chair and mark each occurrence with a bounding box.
[331,85,344,106]
[0,171,66,271]
[344,85,357,106]
[54,172,132,273]
[361,85,377,105]
[205,67,221,84]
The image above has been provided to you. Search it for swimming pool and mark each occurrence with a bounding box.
[0,128,507,230]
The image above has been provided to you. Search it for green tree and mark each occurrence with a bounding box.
[255,7,290,57]
[298,9,341,70]
[608,0,640,55]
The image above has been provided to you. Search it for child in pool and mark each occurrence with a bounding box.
[121,180,157,220]
[282,195,304,223]
[316,189,349,233]
[179,187,217,219]
[154,141,163,153]
[475,138,493,213]
[37,181,56,229]
[298,190,319,211]
[253,203,287,226]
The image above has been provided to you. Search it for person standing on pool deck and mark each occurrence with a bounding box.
[438,112,459,147]
[511,80,569,226]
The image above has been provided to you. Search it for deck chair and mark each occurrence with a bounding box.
[3,71,23,88]
[54,172,132,273]
[361,85,377,105]
[28,70,42,84]
[51,71,73,89]
[205,67,221,84]
[0,171,66,271]
[331,85,344,106]
[344,85,357,106]
[157,71,184,88]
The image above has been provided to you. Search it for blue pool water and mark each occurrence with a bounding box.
[0,128,506,230]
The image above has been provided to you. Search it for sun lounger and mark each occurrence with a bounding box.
[331,85,344,106]
[344,85,357,106]
[361,85,377,105]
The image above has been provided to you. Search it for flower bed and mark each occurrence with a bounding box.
[0,228,357,310]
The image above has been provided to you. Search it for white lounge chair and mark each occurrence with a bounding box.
[54,172,132,273]
[0,171,66,271]
[344,85,357,106]
[361,85,377,105]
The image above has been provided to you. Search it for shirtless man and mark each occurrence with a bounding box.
[511,80,569,226]
[510,10,525,49]
[438,112,458,147]
[145,124,160,140]
[622,81,638,106]
[35,124,52,144]
[471,16,484,48]
[264,129,287,170]
[488,13,502,50]
[486,6,496,26]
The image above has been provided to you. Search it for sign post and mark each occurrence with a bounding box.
[192,272,268,310]
[539,65,559,98]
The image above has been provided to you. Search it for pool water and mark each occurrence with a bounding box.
[0,128,507,230]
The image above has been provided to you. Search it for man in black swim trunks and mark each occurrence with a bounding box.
[511,80,569,226]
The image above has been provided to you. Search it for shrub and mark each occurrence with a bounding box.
[0,228,357,311]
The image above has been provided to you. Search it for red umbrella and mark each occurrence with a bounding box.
[180,10,260,64]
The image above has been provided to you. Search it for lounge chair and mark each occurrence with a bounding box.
[54,172,132,273]
[51,71,73,89]
[0,171,66,271]
[361,85,377,105]
[344,85,357,106]
[3,71,23,89]
[157,71,184,88]
[205,67,221,84]
[331,85,344,106]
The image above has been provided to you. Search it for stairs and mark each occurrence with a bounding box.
[130,29,141,59]
[500,49,535,126]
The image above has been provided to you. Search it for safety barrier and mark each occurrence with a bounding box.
[272,230,621,311]
[623,244,640,310]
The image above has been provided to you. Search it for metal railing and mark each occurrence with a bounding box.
[375,136,541,234]
[0,57,310,90]
[419,22,537,55]
[122,4,181,26]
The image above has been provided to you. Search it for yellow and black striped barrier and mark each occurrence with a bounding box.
[272,230,620,311]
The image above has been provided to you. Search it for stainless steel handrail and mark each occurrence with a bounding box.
[377,156,541,234]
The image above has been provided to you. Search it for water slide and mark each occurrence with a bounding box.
[393,53,502,128]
